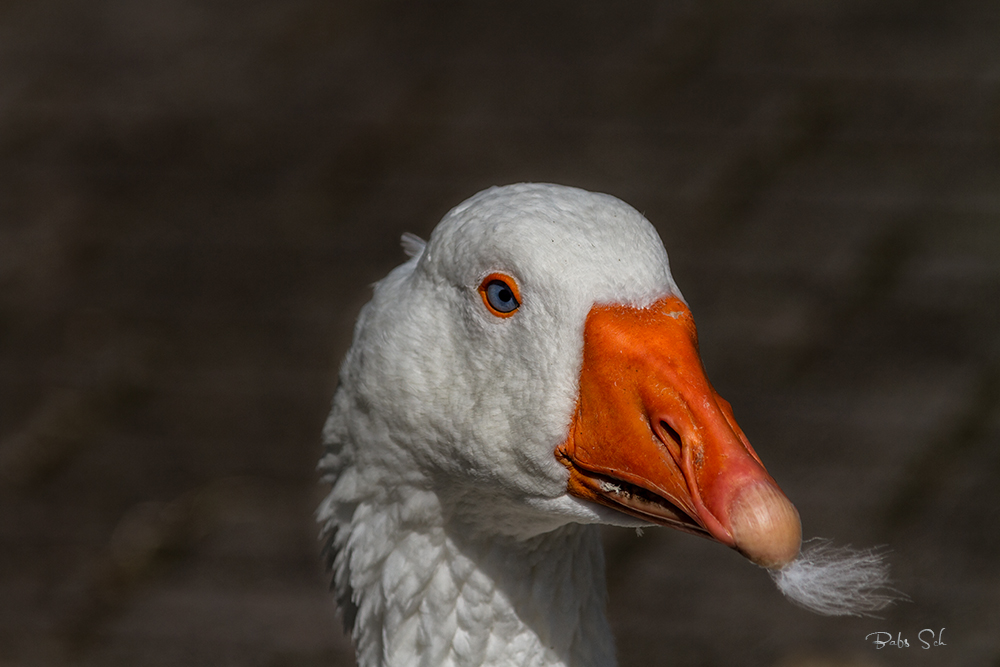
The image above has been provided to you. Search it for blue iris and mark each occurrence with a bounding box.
[485,280,519,313]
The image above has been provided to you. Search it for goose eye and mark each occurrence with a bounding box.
[486,281,518,311]
[478,274,521,317]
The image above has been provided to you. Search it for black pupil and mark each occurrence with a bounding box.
[497,287,512,302]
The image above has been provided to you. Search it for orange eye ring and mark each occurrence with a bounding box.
[478,273,522,318]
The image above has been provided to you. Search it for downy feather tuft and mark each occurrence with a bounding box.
[769,538,902,617]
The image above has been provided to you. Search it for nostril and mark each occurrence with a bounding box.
[658,420,683,464]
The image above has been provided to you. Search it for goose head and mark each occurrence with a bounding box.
[323,182,800,569]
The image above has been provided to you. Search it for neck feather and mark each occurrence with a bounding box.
[320,483,617,667]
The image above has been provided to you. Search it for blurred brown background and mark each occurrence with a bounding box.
[1,1,999,666]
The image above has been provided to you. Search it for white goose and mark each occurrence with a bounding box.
[318,183,890,667]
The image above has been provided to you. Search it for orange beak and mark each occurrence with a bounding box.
[556,296,801,569]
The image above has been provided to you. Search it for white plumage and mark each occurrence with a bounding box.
[318,183,894,667]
